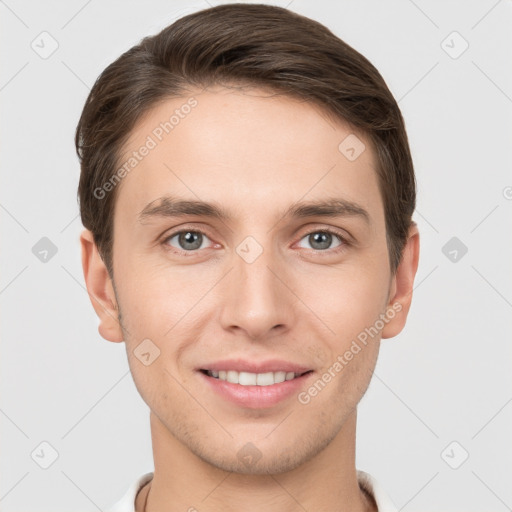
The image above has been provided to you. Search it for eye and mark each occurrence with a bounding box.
[164,230,212,252]
[161,227,348,256]
[297,229,345,252]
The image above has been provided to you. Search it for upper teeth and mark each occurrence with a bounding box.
[207,370,299,386]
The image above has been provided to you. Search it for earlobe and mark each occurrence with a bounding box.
[80,229,124,343]
[381,223,420,339]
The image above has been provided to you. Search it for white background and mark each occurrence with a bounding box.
[1,0,511,510]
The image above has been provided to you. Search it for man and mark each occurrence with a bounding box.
[76,4,419,511]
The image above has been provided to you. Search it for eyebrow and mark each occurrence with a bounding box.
[138,195,371,225]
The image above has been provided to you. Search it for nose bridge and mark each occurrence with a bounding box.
[219,233,293,339]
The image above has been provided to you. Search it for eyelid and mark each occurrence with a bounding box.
[297,224,351,242]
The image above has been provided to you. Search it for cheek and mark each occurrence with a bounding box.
[297,331,379,421]
[115,255,207,331]
[298,261,390,340]
[115,261,214,394]
[125,352,189,422]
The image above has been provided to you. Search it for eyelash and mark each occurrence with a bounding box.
[161,227,350,257]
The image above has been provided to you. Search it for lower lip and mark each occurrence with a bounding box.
[198,371,314,409]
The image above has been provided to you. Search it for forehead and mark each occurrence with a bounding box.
[113,85,383,226]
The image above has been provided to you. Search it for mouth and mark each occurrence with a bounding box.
[199,369,313,386]
[196,359,315,408]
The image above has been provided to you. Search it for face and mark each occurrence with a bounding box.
[83,85,416,475]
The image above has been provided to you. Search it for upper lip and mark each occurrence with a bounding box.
[198,358,313,375]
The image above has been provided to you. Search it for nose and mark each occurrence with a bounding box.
[219,239,295,341]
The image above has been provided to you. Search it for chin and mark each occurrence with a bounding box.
[186,425,337,476]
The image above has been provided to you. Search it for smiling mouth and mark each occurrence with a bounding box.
[200,369,313,386]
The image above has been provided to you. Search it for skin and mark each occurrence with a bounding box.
[81,85,419,512]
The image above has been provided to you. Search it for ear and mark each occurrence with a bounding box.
[381,223,420,339]
[80,229,124,343]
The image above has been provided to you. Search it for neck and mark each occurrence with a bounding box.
[138,410,376,512]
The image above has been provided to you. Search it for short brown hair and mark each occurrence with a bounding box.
[76,3,416,278]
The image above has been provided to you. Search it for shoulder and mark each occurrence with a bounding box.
[357,470,398,512]
[105,472,154,512]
